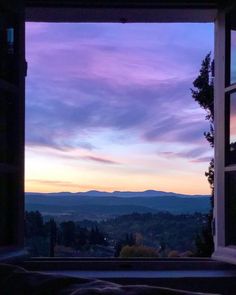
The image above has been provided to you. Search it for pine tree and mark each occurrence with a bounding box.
[49,218,57,257]
[191,53,214,256]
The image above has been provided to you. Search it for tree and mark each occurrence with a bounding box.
[60,221,76,247]
[191,52,214,256]
[25,211,45,237]
[74,225,89,250]
[49,218,57,257]
[25,211,49,256]
[114,233,136,257]
[89,226,107,246]
[119,245,159,258]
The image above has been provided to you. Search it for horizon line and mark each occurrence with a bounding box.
[25,189,210,196]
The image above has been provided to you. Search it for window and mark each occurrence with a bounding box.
[224,8,236,250]
[213,4,236,264]
[2,0,236,268]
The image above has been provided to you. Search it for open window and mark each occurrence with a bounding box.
[2,0,236,266]
[213,3,236,264]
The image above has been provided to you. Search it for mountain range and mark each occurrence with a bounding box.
[25,190,211,221]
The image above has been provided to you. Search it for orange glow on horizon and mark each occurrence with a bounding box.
[25,146,211,195]
[25,173,210,195]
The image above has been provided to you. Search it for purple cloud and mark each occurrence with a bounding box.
[190,157,212,163]
[160,147,207,158]
[82,156,119,164]
[26,75,208,149]
[26,22,213,155]
[143,116,208,144]
[159,147,212,163]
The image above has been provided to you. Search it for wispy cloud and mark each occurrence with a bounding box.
[26,179,93,192]
[190,157,212,163]
[27,179,76,186]
[159,147,212,163]
[82,155,119,164]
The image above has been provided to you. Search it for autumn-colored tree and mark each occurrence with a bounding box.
[120,245,159,258]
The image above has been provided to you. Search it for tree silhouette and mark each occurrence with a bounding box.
[25,211,45,237]
[89,226,107,246]
[191,52,214,256]
[49,218,57,257]
[74,225,88,250]
[24,211,49,256]
[60,221,76,247]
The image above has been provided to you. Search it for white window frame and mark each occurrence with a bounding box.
[213,4,236,265]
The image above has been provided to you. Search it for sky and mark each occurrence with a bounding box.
[25,22,214,195]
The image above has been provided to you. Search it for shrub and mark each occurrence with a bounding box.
[168,250,180,258]
[119,245,159,258]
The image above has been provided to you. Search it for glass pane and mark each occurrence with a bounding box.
[228,92,236,164]
[231,29,236,84]
[0,91,18,165]
[0,13,16,83]
[226,172,236,245]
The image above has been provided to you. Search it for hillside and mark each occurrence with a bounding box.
[25,190,211,221]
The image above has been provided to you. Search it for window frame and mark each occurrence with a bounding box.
[2,0,236,267]
[0,1,25,254]
[212,5,236,265]
[23,8,217,261]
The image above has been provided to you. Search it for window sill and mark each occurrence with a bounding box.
[8,256,236,294]
[0,247,28,263]
[22,257,236,271]
[24,262,236,295]
[44,268,236,279]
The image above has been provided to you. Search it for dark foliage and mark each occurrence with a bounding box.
[25,210,45,237]
[101,212,207,254]
[114,233,136,257]
[24,211,49,256]
[25,211,108,256]
[25,211,209,257]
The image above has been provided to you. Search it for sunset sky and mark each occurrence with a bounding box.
[25,22,214,194]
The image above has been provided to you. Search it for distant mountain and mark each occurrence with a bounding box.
[26,189,209,198]
[25,190,211,221]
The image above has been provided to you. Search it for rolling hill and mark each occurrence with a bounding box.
[25,190,211,221]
